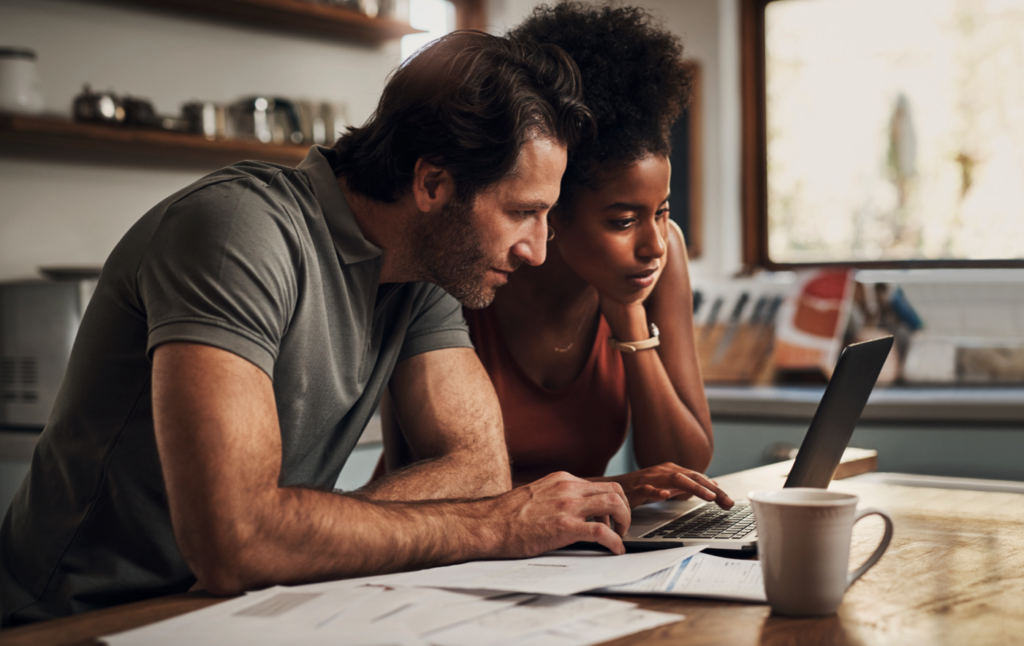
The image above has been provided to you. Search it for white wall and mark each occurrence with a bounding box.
[0,0,742,282]
[645,0,743,280]
[0,0,403,281]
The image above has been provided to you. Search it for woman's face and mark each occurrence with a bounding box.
[554,155,671,304]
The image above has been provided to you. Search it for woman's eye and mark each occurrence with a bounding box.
[655,209,670,220]
[611,219,636,230]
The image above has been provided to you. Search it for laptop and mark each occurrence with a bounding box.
[622,335,894,553]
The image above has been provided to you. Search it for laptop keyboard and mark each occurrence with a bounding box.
[641,502,756,540]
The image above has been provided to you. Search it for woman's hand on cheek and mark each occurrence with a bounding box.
[594,260,665,335]
[598,296,654,346]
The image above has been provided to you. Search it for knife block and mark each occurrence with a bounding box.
[697,322,776,384]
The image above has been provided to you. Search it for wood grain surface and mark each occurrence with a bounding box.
[3,452,1021,646]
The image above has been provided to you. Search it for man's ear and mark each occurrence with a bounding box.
[411,158,455,213]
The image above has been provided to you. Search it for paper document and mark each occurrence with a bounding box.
[599,553,766,602]
[427,594,635,646]
[103,585,428,646]
[508,608,684,646]
[362,545,706,596]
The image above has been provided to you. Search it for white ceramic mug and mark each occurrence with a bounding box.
[749,488,893,616]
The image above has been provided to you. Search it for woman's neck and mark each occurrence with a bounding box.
[497,242,595,320]
[490,242,602,391]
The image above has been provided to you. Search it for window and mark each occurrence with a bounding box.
[742,0,1024,269]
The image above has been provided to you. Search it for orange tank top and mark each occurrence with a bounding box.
[464,305,629,482]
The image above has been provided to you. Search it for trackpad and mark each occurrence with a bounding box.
[626,499,704,538]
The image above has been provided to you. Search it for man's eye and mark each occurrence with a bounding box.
[515,210,536,218]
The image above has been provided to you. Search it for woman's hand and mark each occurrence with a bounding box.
[595,463,734,509]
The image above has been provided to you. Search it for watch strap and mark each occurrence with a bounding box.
[609,322,661,353]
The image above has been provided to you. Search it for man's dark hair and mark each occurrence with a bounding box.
[332,30,595,202]
[508,2,692,194]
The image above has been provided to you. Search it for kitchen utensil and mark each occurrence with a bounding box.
[228,96,303,144]
[72,84,125,125]
[123,95,160,128]
[182,101,227,139]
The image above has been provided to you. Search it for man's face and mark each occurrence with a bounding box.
[417,137,568,309]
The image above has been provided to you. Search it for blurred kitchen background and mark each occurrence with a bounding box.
[2,0,1022,515]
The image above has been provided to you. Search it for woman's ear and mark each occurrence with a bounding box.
[411,158,455,213]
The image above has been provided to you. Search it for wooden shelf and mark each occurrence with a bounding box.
[0,114,311,167]
[84,0,422,45]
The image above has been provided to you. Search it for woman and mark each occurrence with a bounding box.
[379,2,732,510]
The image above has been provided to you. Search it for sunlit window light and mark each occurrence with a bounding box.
[765,0,1024,263]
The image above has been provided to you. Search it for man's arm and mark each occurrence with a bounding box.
[153,342,630,596]
[357,347,510,501]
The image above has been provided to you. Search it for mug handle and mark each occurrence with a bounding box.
[847,508,894,588]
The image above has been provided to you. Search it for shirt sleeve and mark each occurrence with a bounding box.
[396,283,474,363]
[138,177,301,379]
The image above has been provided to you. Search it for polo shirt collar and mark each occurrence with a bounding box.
[299,146,383,264]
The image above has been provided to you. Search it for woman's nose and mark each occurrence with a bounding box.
[637,219,667,259]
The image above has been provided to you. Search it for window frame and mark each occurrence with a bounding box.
[451,0,485,30]
[740,0,1024,271]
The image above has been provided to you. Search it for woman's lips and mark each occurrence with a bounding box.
[626,267,658,289]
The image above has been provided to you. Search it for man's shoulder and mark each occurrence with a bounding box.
[172,161,311,213]
[141,161,320,252]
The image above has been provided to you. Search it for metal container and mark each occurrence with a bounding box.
[0,280,95,429]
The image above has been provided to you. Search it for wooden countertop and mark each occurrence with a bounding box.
[706,384,1024,423]
[14,449,1024,645]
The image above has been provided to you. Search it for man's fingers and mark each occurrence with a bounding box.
[583,521,626,555]
[578,492,631,535]
[574,479,629,511]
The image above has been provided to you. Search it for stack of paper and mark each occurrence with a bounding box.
[102,546,765,646]
[103,585,682,646]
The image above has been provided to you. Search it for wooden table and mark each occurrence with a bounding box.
[4,452,1023,646]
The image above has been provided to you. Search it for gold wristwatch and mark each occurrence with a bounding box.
[609,322,660,353]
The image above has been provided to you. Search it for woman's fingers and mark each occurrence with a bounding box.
[675,471,734,508]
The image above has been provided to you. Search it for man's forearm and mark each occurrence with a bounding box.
[190,472,631,596]
[190,485,499,595]
[356,448,511,502]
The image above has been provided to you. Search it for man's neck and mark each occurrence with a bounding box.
[336,177,420,285]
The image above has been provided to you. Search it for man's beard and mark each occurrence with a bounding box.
[416,193,505,310]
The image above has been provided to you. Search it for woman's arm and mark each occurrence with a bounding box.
[597,221,729,507]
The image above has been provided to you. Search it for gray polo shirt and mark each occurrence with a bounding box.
[0,147,473,626]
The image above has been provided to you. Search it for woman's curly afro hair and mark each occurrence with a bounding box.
[509,2,692,193]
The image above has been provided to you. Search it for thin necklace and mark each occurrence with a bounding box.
[553,300,597,353]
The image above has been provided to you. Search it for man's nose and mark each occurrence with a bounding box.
[511,218,548,267]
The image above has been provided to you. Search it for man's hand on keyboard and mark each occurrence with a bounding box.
[593,464,735,509]
[487,472,631,556]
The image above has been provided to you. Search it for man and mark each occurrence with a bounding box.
[0,32,631,627]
